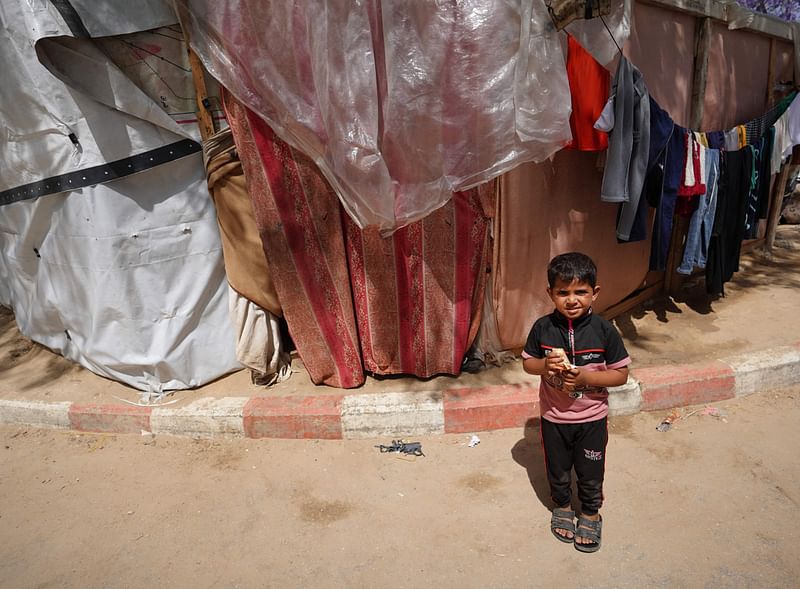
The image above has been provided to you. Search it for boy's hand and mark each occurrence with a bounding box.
[545,354,569,376]
[561,367,584,392]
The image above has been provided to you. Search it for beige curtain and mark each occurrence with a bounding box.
[493,149,650,350]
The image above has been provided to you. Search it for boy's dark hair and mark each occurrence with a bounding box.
[547,252,597,288]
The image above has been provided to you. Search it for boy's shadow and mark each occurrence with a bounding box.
[511,417,580,512]
[510,418,552,508]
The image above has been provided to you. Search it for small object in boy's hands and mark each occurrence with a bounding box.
[550,347,574,370]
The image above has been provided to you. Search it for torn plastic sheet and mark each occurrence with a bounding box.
[176,0,573,234]
[565,0,631,67]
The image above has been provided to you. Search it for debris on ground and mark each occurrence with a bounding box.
[657,405,730,431]
[698,406,728,421]
[656,410,682,432]
[375,440,424,456]
[468,434,481,448]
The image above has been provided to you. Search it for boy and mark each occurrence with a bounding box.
[522,252,631,553]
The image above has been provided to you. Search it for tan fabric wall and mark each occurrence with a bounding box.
[488,1,794,351]
[627,2,696,128]
[493,2,697,350]
[706,29,793,131]
[494,151,650,350]
[703,24,771,131]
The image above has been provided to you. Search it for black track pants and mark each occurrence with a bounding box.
[540,416,608,515]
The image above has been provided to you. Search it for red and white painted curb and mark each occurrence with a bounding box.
[2,344,798,439]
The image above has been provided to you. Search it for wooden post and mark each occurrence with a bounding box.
[765,163,794,254]
[176,7,216,143]
[186,47,215,142]
[689,17,712,131]
[765,38,776,108]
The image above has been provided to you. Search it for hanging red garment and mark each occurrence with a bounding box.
[676,131,705,217]
[223,91,491,387]
[565,34,610,151]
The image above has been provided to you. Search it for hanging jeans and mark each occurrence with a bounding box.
[677,149,720,275]
[650,126,687,271]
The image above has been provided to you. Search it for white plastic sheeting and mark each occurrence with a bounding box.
[176,0,576,234]
[565,0,631,66]
[0,0,239,391]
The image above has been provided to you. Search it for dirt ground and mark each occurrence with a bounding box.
[2,225,800,406]
[1,386,799,588]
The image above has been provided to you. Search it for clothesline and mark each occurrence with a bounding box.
[567,37,800,296]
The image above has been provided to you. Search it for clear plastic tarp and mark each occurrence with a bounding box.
[176,0,578,234]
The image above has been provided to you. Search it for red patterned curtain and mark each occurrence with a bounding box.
[224,91,491,388]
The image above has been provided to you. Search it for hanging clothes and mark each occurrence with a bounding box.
[780,92,800,161]
[595,56,651,240]
[745,92,795,145]
[228,287,292,385]
[678,132,706,197]
[650,126,686,272]
[756,130,774,220]
[742,134,774,240]
[706,130,726,151]
[619,95,674,243]
[203,127,282,317]
[677,148,720,275]
[706,148,753,296]
[736,125,747,149]
[724,129,739,151]
[565,34,609,151]
[772,110,792,174]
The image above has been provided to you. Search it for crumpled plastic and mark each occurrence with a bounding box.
[565,0,631,67]
[175,0,574,234]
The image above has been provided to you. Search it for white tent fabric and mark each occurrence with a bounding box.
[0,0,239,392]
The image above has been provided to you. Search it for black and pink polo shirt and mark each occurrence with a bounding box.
[522,309,631,424]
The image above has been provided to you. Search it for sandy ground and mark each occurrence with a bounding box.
[2,226,800,406]
[1,386,799,588]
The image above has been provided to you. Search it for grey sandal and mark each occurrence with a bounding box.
[574,515,602,553]
[550,508,576,543]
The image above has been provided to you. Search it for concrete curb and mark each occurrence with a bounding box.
[1,345,797,439]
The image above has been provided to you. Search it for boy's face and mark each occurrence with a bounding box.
[547,278,599,320]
